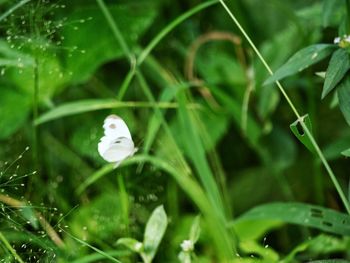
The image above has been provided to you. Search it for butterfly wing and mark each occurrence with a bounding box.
[103,115,131,140]
[101,137,136,163]
[98,115,136,164]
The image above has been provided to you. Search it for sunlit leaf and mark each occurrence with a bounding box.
[264,44,336,85]
[142,205,168,262]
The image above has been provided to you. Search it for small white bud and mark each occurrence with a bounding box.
[180,240,194,252]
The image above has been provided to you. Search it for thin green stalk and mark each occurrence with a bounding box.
[219,0,350,214]
[0,0,31,22]
[0,232,25,263]
[108,0,219,100]
[96,0,133,62]
[137,0,218,66]
[117,174,130,235]
[61,229,122,263]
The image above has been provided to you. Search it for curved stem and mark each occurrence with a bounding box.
[219,0,350,214]
[0,232,25,263]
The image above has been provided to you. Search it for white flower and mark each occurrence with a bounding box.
[180,240,194,252]
[334,37,341,44]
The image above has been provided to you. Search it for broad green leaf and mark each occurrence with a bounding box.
[61,2,158,84]
[0,88,31,139]
[232,219,283,241]
[142,205,168,262]
[337,75,350,126]
[322,48,350,99]
[117,238,143,253]
[264,44,336,85]
[290,114,316,154]
[236,202,350,235]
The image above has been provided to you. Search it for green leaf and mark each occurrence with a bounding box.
[20,206,39,230]
[232,219,283,241]
[117,238,143,253]
[322,48,350,99]
[61,2,158,84]
[0,88,31,139]
[337,75,350,126]
[236,202,350,236]
[342,148,350,157]
[290,114,316,154]
[306,260,350,263]
[264,44,336,85]
[8,43,67,104]
[142,205,168,262]
[189,215,201,244]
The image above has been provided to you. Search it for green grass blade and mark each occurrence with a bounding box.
[35,99,186,125]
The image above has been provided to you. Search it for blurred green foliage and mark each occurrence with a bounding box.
[1,0,350,262]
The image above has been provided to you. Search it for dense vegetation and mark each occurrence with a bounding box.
[1,0,350,262]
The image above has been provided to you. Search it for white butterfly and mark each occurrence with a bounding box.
[98,115,137,167]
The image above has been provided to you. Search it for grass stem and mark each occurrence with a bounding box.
[0,231,25,263]
[219,0,350,214]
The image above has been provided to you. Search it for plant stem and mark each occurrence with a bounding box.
[117,174,130,235]
[219,0,350,214]
[101,0,219,100]
[0,0,31,22]
[96,0,133,62]
[0,232,25,263]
